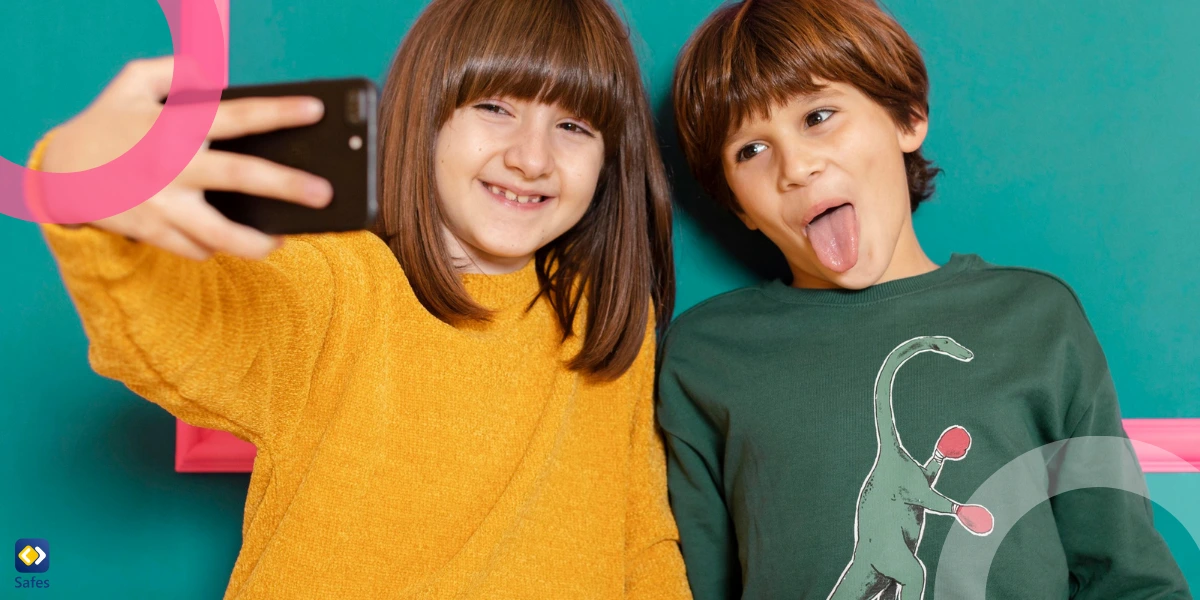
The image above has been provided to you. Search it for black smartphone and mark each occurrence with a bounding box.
[203,77,378,235]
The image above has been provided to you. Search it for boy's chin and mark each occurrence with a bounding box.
[805,254,890,290]
[822,268,877,290]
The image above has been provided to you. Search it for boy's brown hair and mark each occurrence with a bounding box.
[673,0,940,213]
[375,0,674,380]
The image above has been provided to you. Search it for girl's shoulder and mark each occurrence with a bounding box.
[277,229,418,307]
[282,230,405,280]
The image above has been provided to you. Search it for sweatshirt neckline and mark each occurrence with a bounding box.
[759,253,979,306]
[460,259,542,311]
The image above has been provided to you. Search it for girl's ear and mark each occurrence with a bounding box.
[898,111,929,153]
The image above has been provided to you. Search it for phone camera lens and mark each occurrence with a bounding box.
[345,89,367,125]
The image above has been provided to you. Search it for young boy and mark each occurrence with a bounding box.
[659,1,1193,599]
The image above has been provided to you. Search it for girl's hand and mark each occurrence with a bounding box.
[40,56,334,260]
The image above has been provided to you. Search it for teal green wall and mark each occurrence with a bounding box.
[1,1,1195,597]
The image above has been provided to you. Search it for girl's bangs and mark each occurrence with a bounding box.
[447,1,628,141]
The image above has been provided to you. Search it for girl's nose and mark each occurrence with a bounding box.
[504,125,554,180]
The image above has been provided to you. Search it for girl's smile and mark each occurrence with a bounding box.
[481,180,554,209]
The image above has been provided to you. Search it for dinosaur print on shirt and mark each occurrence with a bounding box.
[827,336,994,600]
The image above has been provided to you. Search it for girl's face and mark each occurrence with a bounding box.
[434,97,605,274]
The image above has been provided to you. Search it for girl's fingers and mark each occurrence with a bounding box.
[145,224,215,262]
[184,149,333,208]
[111,56,178,103]
[208,96,325,140]
[164,193,283,260]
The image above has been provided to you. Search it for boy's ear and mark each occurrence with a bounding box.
[898,111,930,153]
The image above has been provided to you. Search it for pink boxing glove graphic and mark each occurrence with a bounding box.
[934,425,972,462]
[954,503,995,535]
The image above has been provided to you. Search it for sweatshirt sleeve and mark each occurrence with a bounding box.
[625,313,694,600]
[656,329,742,600]
[31,132,377,451]
[1050,300,1192,599]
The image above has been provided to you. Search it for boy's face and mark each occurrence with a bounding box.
[722,81,929,289]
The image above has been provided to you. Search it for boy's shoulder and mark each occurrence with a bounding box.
[659,284,775,358]
[964,255,1091,320]
[671,284,768,325]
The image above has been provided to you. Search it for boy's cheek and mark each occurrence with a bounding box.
[755,217,813,261]
[734,209,759,231]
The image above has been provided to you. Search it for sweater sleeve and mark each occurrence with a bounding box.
[656,330,741,600]
[1050,302,1192,599]
[624,314,694,600]
[32,133,373,451]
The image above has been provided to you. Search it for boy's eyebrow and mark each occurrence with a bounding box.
[793,87,841,104]
[726,87,845,146]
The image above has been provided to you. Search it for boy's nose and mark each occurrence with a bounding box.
[776,145,823,192]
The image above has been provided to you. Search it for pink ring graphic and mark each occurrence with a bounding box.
[2,0,226,223]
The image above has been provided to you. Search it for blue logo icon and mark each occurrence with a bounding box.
[15,539,49,574]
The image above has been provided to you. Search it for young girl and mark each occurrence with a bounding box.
[31,0,691,597]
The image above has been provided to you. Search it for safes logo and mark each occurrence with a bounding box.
[14,540,48,574]
[13,539,50,591]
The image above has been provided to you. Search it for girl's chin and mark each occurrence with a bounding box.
[476,241,539,260]
[468,245,539,268]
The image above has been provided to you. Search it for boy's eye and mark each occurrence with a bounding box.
[559,121,596,137]
[805,109,835,128]
[736,142,767,163]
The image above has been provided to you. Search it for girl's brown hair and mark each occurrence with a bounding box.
[374,0,674,380]
[673,0,941,213]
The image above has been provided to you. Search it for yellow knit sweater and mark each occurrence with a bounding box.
[32,139,691,599]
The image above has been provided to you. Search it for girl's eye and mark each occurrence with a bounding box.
[474,102,511,116]
[806,109,835,128]
[559,121,596,137]
[736,142,767,163]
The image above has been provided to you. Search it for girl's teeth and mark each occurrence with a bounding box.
[487,183,544,204]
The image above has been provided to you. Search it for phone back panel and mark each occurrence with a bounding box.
[205,77,377,235]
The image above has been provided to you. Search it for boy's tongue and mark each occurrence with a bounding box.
[805,204,859,273]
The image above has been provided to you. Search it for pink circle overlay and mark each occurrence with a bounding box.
[2,0,226,224]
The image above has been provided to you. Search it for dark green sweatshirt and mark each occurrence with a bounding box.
[658,253,1191,600]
